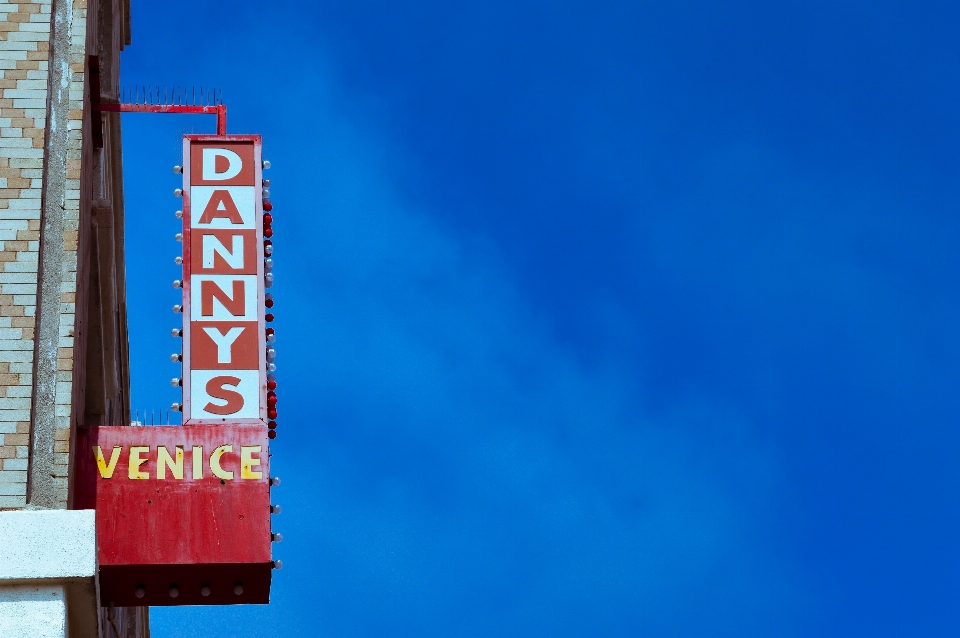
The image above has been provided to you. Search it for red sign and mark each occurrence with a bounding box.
[71,135,279,607]
[75,425,272,606]
[181,136,269,424]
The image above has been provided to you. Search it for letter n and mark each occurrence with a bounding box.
[201,280,245,317]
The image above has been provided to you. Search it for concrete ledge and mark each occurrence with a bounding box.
[0,509,96,582]
[0,509,99,638]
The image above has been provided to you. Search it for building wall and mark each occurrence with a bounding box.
[0,0,130,510]
[0,0,143,635]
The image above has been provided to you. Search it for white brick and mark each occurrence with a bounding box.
[4,261,37,273]
[8,30,49,42]
[0,137,34,148]
[0,494,26,507]
[2,146,43,158]
[3,458,28,471]
[0,483,26,495]
[10,99,47,110]
[12,79,46,89]
[15,22,50,33]
[0,272,36,284]
[1,283,35,294]
[0,397,31,410]
[0,350,31,363]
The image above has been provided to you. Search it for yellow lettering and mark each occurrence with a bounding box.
[210,444,233,480]
[93,445,121,479]
[240,445,262,479]
[128,446,149,480]
[192,445,203,479]
[157,446,184,479]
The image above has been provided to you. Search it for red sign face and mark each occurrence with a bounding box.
[74,425,272,606]
[71,135,278,608]
[181,136,267,424]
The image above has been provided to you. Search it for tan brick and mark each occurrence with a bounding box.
[0,373,20,386]
[0,306,24,317]
[16,422,29,434]
[3,434,27,446]
[4,241,27,252]
[11,317,33,328]
[60,292,74,303]
[0,447,13,459]
[54,439,69,453]
[15,60,39,71]
[15,229,38,241]
[20,327,32,340]
[57,357,72,371]
[27,219,39,231]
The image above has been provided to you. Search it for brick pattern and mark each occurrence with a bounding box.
[0,0,52,509]
[50,0,87,506]
[0,0,87,508]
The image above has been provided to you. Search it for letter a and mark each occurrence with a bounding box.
[198,190,244,224]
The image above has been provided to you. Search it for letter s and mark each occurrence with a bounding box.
[204,375,244,415]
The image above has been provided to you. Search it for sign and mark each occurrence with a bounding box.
[72,135,278,607]
[181,135,270,425]
[74,425,272,606]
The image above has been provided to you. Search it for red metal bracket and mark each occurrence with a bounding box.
[99,103,227,135]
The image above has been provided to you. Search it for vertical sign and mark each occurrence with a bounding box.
[181,136,266,424]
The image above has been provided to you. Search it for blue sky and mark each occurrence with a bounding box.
[119,2,960,636]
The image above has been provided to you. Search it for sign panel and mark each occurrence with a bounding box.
[74,425,273,606]
[181,136,268,425]
[70,135,279,608]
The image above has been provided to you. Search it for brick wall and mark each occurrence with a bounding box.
[0,0,52,508]
[0,0,129,509]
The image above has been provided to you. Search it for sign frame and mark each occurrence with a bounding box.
[180,134,268,425]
